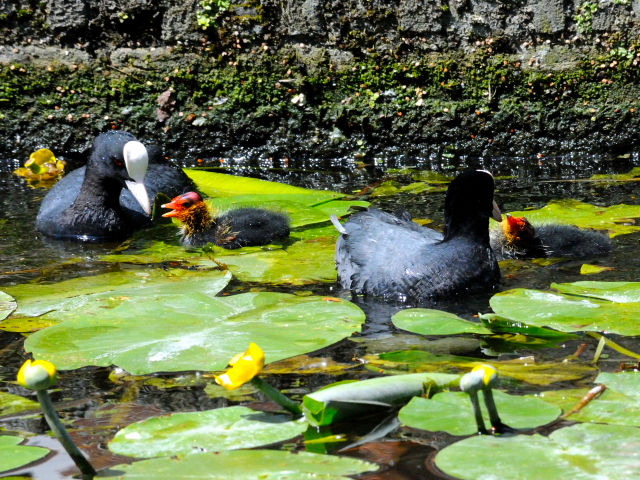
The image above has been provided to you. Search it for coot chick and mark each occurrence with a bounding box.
[35,131,152,242]
[333,170,502,302]
[161,191,291,249]
[490,214,612,260]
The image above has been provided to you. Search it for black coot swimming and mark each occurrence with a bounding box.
[161,191,290,249]
[490,214,612,260]
[35,131,195,242]
[333,170,502,302]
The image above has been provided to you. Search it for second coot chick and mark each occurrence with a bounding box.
[161,191,290,249]
[333,170,502,302]
[490,214,613,260]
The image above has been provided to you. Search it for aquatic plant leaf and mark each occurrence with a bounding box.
[25,288,365,374]
[302,373,459,426]
[103,224,340,286]
[503,199,640,237]
[109,406,307,458]
[0,291,16,321]
[392,308,492,335]
[184,169,342,199]
[590,166,640,182]
[0,392,39,417]
[0,435,49,472]
[399,390,560,436]
[579,263,613,275]
[363,350,595,386]
[539,371,640,426]
[480,313,578,339]
[435,423,640,480]
[103,449,377,479]
[489,282,640,335]
[4,268,231,320]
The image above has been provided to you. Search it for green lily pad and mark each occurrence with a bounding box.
[0,291,16,321]
[392,308,492,335]
[4,268,231,321]
[0,436,49,472]
[590,166,640,182]
[505,199,640,237]
[489,282,640,335]
[103,449,377,479]
[399,390,561,436]
[25,282,365,373]
[303,373,459,426]
[185,169,342,199]
[363,350,595,386]
[539,371,640,426]
[109,406,307,458]
[0,392,40,417]
[436,423,640,480]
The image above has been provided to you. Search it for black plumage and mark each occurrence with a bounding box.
[161,191,290,249]
[333,170,501,302]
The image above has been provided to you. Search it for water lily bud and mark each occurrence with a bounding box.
[17,359,57,391]
[460,364,497,393]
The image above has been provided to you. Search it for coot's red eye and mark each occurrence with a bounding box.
[113,158,124,167]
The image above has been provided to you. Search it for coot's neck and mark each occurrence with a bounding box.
[181,202,213,238]
[73,168,123,212]
[443,214,490,244]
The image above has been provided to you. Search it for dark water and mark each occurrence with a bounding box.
[1,149,640,479]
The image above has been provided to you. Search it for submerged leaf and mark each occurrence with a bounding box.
[580,264,614,275]
[399,390,560,436]
[109,406,307,458]
[436,423,640,480]
[363,350,595,386]
[0,391,39,417]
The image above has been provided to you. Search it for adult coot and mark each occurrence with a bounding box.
[161,191,290,249]
[490,214,612,260]
[333,170,502,302]
[35,131,196,242]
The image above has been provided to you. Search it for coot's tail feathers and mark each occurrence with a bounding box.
[331,215,347,234]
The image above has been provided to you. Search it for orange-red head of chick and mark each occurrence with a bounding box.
[162,191,212,234]
[502,214,536,245]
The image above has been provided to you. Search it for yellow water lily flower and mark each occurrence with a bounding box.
[14,148,66,184]
[17,359,57,391]
[460,364,497,393]
[214,343,265,390]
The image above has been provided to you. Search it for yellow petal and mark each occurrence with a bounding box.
[29,148,56,166]
[214,343,265,390]
[471,364,497,387]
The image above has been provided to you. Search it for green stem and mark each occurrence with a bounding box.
[588,332,640,360]
[250,377,302,415]
[37,390,96,479]
[467,390,487,435]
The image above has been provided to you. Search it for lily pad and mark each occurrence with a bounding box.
[489,282,640,335]
[25,284,365,374]
[303,373,459,426]
[103,449,377,479]
[399,390,561,436]
[0,392,40,417]
[539,371,640,426]
[504,199,640,237]
[0,436,49,472]
[0,291,16,321]
[109,406,307,458]
[435,423,640,480]
[363,350,595,386]
[392,308,492,335]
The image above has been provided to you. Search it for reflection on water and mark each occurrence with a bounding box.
[1,150,640,478]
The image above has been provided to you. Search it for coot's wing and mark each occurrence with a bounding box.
[35,167,85,234]
[335,209,443,298]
